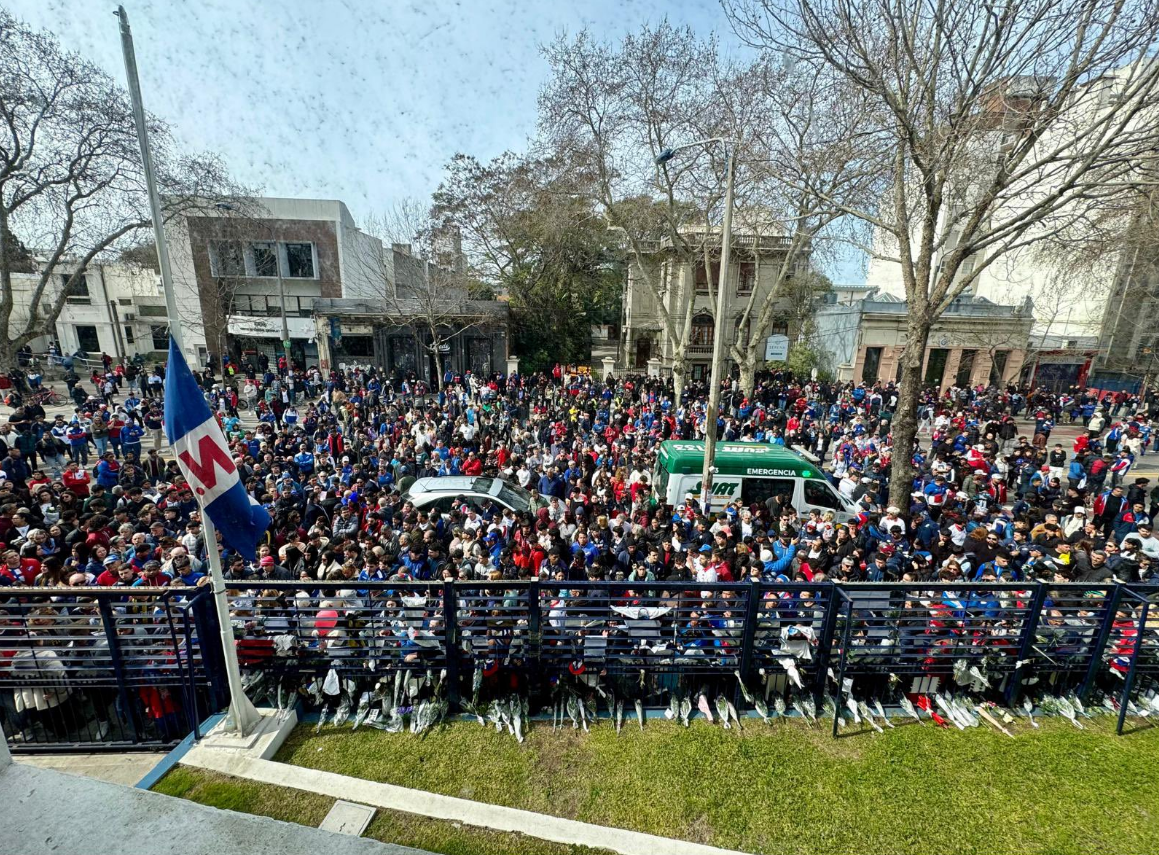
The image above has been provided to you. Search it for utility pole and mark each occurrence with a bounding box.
[276,254,292,375]
[655,138,738,514]
[117,4,260,737]
[700,150,736,516]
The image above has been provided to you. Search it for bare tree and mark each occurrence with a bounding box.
[539,24,734,403]
[359,200,491,389]
[539,24,872,401]
[726,0,1159,507]
[0,11,243,369]
[711,65,871,394]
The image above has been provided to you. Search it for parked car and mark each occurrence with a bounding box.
[401,476,532,514]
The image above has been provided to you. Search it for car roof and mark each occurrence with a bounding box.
[408,476,500,497]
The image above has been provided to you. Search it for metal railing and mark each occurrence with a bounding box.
[0,587,223,753]
[4,580,1155,749]
[229,580,1157,713]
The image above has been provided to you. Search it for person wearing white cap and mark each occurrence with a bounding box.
[882,505,906,534]
[1061,505,1087,538]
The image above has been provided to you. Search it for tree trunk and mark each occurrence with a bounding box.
[671,355,686,409]
[738,343,758,399]
[0,339,16,373]
[888,320,932,509]
[432,337,445,391]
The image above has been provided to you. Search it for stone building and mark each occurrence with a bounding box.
[813,289,1032,391]
[619,225,805,378]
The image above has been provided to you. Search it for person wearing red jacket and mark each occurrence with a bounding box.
[61,460,91,497]
[461,452,483,476]
[96,558,136,587]
[986,473,1008,505]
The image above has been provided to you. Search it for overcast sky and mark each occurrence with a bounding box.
[8,0,863,283]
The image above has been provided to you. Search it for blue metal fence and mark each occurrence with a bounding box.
[3,580,1156,750]
[233,580,1157,717]
[0,588,224,753]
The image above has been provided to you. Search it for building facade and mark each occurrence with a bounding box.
[814,290,1032,392]
[165,197,387,369]
[7,261,167,363]
[862,65,1158,389]
[313,298,509,382]
[620,228,804,379]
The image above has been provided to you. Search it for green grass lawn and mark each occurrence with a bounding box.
[152,765,607,855]
[274,716,1159,855]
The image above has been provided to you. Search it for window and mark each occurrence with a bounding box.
[209,240,245,276]
[737,262,755,295]
[61,273,90,304]
[124,325,135,344]
[924,348,949,387]
[741,477,794,508]
[138,304,168,317]
[75,324,99,352]
[689,315,714,349]
[251,241,278,277]
[694,260,717,295]
[804,480,843,510]
[151,325,170,350]
[118,297,132,306]
[232,294,311,317]
[284,242,315,278]
[336,335,374,358]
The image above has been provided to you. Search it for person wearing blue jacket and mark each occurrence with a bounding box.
[120,419,144,461]
[1067,457,1087,490]
[94,452,121,488]
[762,528,798,580]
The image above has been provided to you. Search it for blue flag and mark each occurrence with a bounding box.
[163,337,269,560]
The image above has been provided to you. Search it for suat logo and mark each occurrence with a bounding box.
[689,480,739,496]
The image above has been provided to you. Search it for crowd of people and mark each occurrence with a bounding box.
[1,352,1156,738]
[2,356,1158,598]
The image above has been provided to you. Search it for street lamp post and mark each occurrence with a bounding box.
[656,139,738,515]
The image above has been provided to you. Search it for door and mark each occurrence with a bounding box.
[955,350,976,387]
[741,477,796,510]
[468,337,491,375]
[635,336,652,368]
[861,347,882,383]
[924,348,949,387]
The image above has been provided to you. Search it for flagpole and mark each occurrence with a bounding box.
[202,515,261,735]
[118,5,259,737]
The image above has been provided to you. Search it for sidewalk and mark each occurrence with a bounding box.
[1,761,427,855]
[18,752,160,787]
